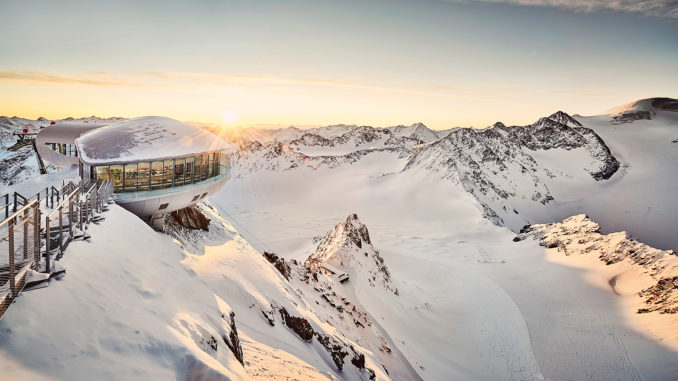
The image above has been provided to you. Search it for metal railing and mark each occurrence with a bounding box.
[0,180,80,220]
[0,179,114,320]
[0,200,40,319]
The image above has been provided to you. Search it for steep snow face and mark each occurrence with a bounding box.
[260,214,419,379]
[174,205,390,380]
[515,214,678,349]
[0,201,391,380]
[0,205,247,380]
[604,97,678,124]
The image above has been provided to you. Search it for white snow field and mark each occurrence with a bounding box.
[513,110,678,251]
[0,98,677,380]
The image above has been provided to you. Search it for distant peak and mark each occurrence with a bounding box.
[492,121,506,129]
[545,111,582,127]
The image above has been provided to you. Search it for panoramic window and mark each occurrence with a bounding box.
[45,143,78,157]
[90,150,229,193]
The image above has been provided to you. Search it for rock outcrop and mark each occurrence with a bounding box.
[169,205,210,231]
[607,97,678,124]
[307,214,398,294]
[515,214,678,318]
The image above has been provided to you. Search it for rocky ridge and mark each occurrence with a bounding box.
[515,214,678,316]
[262,214,412,378]
[229,111,620,228]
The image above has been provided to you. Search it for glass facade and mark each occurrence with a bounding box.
[89,151,230,193]
[46,143,78,157]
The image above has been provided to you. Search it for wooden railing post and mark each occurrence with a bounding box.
[45,216,51,273]
[33,206,40,270]
[8,218,15,297]
[23,209,28,260]
[69,198,74,239]
[58,207,63,255]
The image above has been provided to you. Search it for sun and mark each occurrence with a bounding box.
[221,109,239,124]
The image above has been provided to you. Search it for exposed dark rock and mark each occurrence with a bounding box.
[351,353,365,368]
[316,333,349,371]
[651,97,678,111]
[279,307,314,341]
[344,213,371,247]
[610,98,678,124]
[638,276,678,314]
[261,308,275,326]
[169,205,210,231]
[274,306,374,375]
[612,110,653,124]
[222,311,244,365]
[263,251,291,280]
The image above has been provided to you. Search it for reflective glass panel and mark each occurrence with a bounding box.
[123,163,138,192]
[163,159,173,188]
[137,162,150,191]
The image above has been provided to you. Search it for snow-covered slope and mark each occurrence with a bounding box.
[230,110,622,231]
[214,154,678,380]
[1,97,677,380]
[403,113,620,227]
[0,202,394,380]
[604,97,678,124]
[260,214,418,379]
[515,214,678,350]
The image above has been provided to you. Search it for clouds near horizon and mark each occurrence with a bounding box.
[456,0,678,19]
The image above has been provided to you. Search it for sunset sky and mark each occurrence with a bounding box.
[1,0,676,130]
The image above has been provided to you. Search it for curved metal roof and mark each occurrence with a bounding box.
[75,116,229,165]
[35,121,110,167]
[36,121,109,144]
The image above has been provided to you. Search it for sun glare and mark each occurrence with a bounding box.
[221,109,239,124]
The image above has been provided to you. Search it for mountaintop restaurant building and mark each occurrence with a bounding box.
[37,116,230,229]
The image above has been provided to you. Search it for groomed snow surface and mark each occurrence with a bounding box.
[1,102,677,380]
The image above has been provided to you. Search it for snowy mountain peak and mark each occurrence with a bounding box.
[307,213,372,265]
[389,122,439,143]
[547,111,583,127]
[306,214,397,294]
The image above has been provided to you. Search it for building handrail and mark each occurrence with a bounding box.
[46,188,79,220]
[0,200,38,230]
